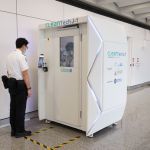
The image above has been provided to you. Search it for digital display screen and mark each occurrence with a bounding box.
[38,54,44,68]
[60,36,74,67]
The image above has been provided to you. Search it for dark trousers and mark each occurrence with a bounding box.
[8,79,28,133]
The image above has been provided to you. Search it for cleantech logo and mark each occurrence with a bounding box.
[107,51,126,58]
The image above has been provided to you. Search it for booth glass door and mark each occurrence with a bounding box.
[53,27,81,127]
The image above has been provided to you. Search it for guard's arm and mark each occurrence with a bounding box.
[22,70,32,97]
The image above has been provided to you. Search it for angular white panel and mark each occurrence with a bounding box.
[0,12,17,119]
[92,17,127,43]
[88,53,103,111]
[87,17,103,134]
[87,17,102,72]
[17,16,46,113]
[0,0,16,13]
[87,85,100,135]
[88,17,103,110]
[17,0,63,21]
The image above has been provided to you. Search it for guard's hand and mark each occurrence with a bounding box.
[28,89,32,97]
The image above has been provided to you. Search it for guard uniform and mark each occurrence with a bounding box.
[6,49,29,133]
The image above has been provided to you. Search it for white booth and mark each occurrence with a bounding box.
[38,16,127,137]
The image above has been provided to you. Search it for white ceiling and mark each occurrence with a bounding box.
[81,0,150,24]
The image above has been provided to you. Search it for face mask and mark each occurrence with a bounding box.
[22,46,28,55]
[22,49,26,55]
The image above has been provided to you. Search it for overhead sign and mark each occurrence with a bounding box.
[46,18,79,28]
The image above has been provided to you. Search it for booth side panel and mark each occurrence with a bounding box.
[38,30,47,120]
[80,24,88,131]
[44,30,55,121]
[103,42,127,111]
[87,41,127,136]
[38,29,55,121]
[86,16,127,136]
[86,17,103,135]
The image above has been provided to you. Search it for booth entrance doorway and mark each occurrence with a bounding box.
[53,27,82,127]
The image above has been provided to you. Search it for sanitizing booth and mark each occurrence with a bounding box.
[38,16,127,137]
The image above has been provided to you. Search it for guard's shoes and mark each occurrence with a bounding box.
[15,130,32,138]
[11,131,15,137]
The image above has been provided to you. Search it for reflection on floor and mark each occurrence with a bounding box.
[0,86,150,150]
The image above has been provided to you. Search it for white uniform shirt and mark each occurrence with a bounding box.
[6,49,29,80]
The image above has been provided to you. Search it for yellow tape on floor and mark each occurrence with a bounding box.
[31,127,54,136]
[24,126,81,150]
[25,136,80,150]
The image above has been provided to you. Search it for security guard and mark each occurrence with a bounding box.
[6,38,32,138]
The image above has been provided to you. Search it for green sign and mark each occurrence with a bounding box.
[46,18,78,28]
[61,68,72,72]
[107,51,126,58]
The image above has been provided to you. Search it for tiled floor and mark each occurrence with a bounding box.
[0,86,150,150]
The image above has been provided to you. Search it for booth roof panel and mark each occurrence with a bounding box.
[88,16,127,44]
[39,16,127,44]
[39,16,88,29]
